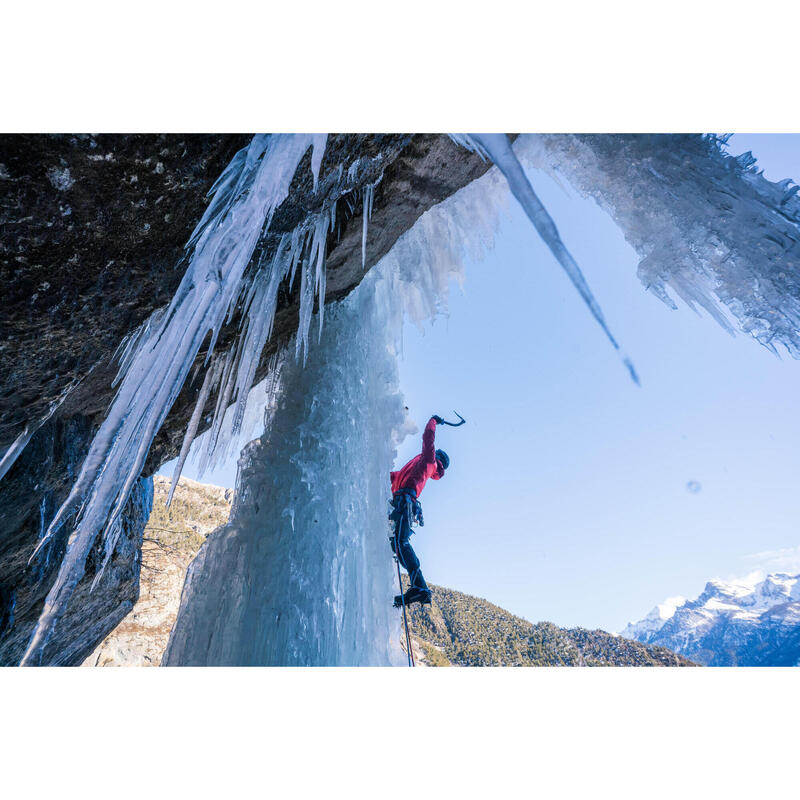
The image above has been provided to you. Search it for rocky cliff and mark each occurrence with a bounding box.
[82,476,231,666]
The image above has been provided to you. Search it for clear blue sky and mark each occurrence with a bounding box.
[166,134,800,634]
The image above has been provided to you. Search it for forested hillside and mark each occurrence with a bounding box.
[405,583,695,667]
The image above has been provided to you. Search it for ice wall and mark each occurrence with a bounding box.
[163,270,406,665]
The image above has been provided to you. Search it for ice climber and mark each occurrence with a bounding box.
[389,415,450,608]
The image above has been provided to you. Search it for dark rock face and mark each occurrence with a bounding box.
[0,134,250,443]
[0,413,153,665]
[0,133,490,664]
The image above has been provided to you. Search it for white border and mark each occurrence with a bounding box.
[2,668,800,796]
[3,1,800,131]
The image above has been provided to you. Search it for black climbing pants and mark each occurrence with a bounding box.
[389,492,430,598]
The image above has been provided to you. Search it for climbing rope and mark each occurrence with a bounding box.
[393,541,415,667]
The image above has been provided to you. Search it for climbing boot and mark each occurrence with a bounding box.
[400,587,432,607]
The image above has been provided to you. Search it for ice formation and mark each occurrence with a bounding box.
[520,134,800,357]
[0,383,75,483]
[164,160,511,665]
[450,134,639,383]
[0,425,39,484]
[163,269,406,665]
[21,134,330,665]
[361,181,377,270]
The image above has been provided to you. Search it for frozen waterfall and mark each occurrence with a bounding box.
[163,267,407,665]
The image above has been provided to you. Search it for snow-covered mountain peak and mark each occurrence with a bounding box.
[655,595,687,621]
[704,572,799,609]
[619,595,686,640]
[620,571,800,666]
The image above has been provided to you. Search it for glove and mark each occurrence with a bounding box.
[432,415,445,425]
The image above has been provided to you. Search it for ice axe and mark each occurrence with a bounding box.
[436,411,466,427]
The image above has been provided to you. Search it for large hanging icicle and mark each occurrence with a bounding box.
[167,354,223,508]
[451,133,639,384]
[21,134,326,665]
[361,181,377,270]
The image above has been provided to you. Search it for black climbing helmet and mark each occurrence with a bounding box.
[435,449,450,471]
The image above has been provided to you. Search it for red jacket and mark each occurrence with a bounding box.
[390,417,443,497]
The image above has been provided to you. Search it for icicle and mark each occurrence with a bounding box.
[347,158,362,181]
[227,239,290,439]
[21,134,325,666]
[310,208,332,340]
[38,496,48,540]
[0,383,74,484]
[288,225,307,290]
[90,518,122,591]
[451,133,639,385]
[310,134,328,192]
[167,355,223,508]
[361,182,376,270]
[0,425,35,483]
[111,310,165,388]
[296,255,314,365]
[197,343,240,478]
[736,151,757,171]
